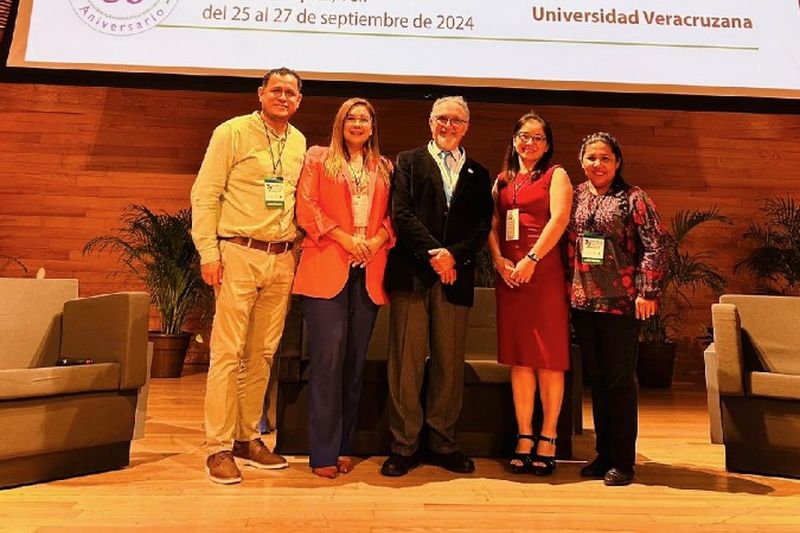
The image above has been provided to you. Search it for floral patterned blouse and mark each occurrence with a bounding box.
[566,182,668,315]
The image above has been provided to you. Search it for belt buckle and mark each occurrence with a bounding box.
[266,241,285,254]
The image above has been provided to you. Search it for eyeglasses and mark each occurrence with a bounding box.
[433,115,468,128]
[345,115,372,125]
[516,133,547,144]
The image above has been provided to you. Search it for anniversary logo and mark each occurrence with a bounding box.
[70,0,178,36]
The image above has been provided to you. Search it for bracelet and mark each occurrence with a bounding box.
[526,251,540,262]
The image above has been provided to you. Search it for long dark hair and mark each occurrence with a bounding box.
[578,131,630,192]
[501,112,554,179]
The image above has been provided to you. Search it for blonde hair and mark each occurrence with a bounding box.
[323,97,391,185]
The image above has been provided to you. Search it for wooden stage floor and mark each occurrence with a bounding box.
[2,371,799,532]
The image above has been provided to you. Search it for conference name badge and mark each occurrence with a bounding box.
[264,177,285,209]
[505,208,520,241]
[579,233,605,264]
[352,194,369,228]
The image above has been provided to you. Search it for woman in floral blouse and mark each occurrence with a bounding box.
[566,132,667,486]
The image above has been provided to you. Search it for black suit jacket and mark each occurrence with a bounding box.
[385,145,493,306]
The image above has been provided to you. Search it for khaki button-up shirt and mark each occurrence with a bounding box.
[191,111,307,264]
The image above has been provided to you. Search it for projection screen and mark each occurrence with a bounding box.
[7,0,800,99]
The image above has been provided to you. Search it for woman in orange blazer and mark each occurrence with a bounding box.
[293,97,394,478]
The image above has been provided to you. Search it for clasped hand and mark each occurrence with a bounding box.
[494,255,535,289]
[428,248,457,285]
[345,235,380,267]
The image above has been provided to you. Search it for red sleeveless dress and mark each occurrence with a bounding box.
[495,165,570,370]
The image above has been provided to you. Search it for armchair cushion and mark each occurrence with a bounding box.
[0,278,78,369]
[748,372,800,401]
[0,392,137,461]
[0,364,120,401]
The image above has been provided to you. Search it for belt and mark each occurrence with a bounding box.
[221,236,293,254]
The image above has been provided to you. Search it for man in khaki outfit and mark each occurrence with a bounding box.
[191,67,306,484]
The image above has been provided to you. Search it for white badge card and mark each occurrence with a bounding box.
[580,234,605,264]
[352,194,369,227]
[505,208,520,241]
[264,177,285,209]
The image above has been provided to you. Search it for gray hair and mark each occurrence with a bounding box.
[430,96,470,122]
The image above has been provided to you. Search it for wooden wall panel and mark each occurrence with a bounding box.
[1,82,799,380]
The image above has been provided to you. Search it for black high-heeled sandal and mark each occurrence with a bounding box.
[510,434,536,474]
[532,434,557,476]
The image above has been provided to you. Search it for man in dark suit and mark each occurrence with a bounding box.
[381,96,493,476]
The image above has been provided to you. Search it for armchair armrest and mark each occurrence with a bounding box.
[60,292,149,390]
[711,303,745,396]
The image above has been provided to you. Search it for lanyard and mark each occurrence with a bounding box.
[261,117,289,176]
[510,172,526,206]
[509,169,539,207]
[347,154,367,193]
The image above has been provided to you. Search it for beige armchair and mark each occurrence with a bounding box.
[706,294,800,478]
[0,278,149,488]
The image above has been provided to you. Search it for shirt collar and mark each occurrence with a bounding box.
[427,140,464,162]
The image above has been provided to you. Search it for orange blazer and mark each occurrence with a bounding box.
[292,145,395,304]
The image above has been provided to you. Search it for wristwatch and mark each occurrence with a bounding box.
[526,251,540,262]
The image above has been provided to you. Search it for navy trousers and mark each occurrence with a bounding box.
[303,268,379,468]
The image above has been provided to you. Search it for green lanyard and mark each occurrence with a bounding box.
[261,117,289,177]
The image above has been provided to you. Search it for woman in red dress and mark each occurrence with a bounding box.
[487,112,573,475]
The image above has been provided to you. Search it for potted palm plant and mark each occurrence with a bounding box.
[735,196,800,295]
[637,207,731,387]
[84,204,211,378]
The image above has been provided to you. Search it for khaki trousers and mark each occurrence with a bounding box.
[205,240,295,452]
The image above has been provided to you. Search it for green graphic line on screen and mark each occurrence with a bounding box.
[156,23,760,51]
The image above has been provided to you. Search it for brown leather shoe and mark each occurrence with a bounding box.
[312,466,338,479]
[337,456,354,474]
[206,451,242,485]
[233,438,288,470]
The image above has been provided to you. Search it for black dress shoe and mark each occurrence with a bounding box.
[430,450,475,474]
[381,453,419,477]
[603,467,634,486]
[580,456,611,478]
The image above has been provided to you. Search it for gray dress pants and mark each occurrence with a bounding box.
[387,282,470,456]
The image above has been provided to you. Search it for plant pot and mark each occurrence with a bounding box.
[149,332,192,378]
[637,342,676,388]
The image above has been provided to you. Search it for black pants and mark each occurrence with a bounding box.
[571,309,641,472]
